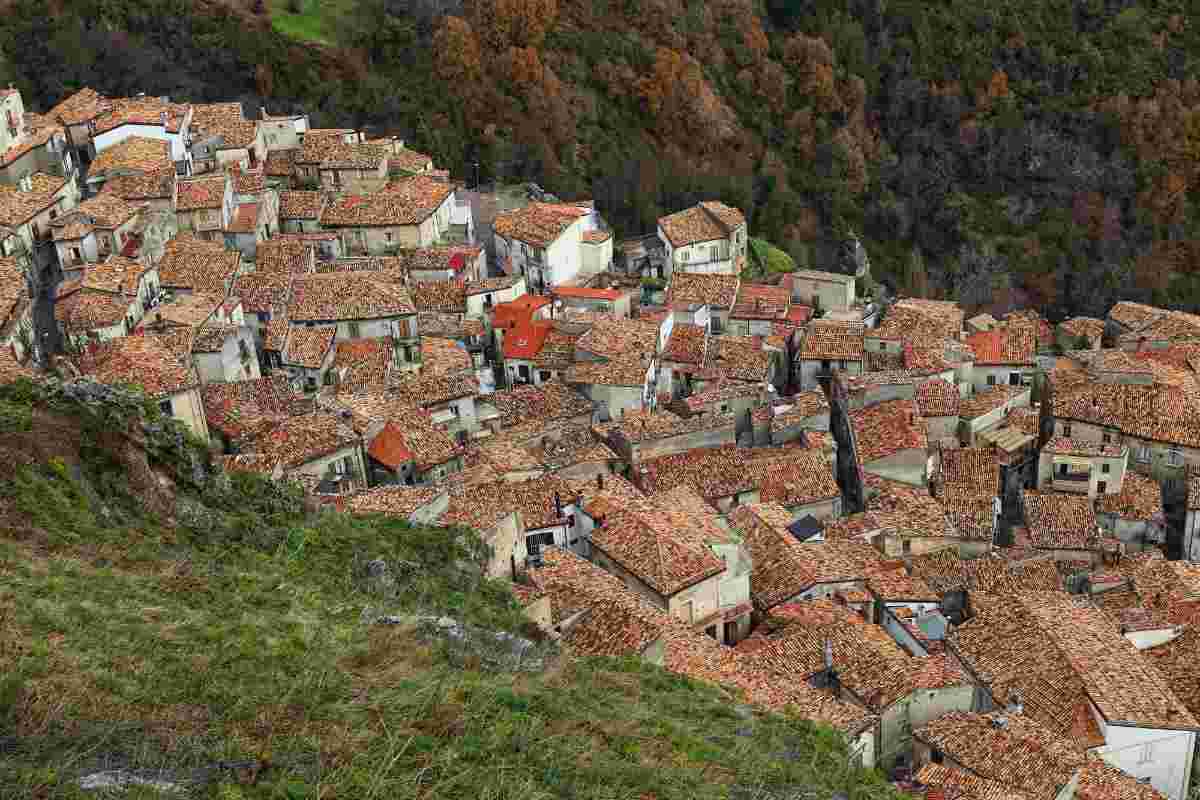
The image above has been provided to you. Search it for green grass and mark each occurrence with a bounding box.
[0,383,904,799]
[268,0,346,44]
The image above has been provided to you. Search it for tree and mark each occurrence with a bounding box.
[433,16,482,85]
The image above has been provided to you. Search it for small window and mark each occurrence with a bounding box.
[986,374,996,386]
[348,321,361,338]
[1102,431,1112,444]
[1063,423,1072,437]
[1138,446,1151,463]
[680,250,689,262]
[159,399,173,417]
[902,539,912,555]
[1101,463,1110,474]
[1168,449,1183,466]
[539,370,552,382]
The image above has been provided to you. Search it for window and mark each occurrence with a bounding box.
[159,399,173,417]
[539,370,552,382]
[1101,463,1110,474]
[1102,431,1112,444]
[710,245,718,261]
[1063,423,1072,437]
[718,403,729,413]
[306,376,316,391]
[680,250,689,262]
[1168,449,1183,466]
[1097,481,1107,494]
[348,321,361,338]
[483,294,493,309]
[1009,372,1021,386]
[1137,445,1151,463]
[902,539,911,555]
[385,232,392,242]
[1138,744,1154,765]
[986,374,996,386]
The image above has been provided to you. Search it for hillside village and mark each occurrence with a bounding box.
[7,87,1200,800]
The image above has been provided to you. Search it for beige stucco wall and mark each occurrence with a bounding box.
[288,442,367,486]
[878,685,976,768]
[789,272,855,311]
[1053,418,1200,478]
[168,387,210,442]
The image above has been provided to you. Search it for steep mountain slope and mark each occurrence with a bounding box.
[0,376,900,798]
[5,0,1200,316]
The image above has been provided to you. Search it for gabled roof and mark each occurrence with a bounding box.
[175,175,227,211]
[0,256,30,337]
[278,190,327,220]
[101,167,175,202]
[319,175,452,227]
[591,494,727,597]
[492,202,589,248]
[491,381,594,427]
[88,135,171,176]
[657,201,745,247]
[0,172,69,227]
[157,236,239,293]
[281,323,335,369]
[77,335,198,398]
[256,239,314,275]
[950,592,1197,739]
[799,321,865,360]
[92,95,190,135]
[289,272,415,321]
[966,324,1037,366]
[1022,491,1097,550]
[200,375,299,444]
[666,272,739,309]
[850,399,926,464]
[248,413,360,469]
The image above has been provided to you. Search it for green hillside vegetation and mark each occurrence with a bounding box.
[0,377,904,799]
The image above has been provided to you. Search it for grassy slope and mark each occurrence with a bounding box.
[268,0,346,45]
[0,382,901,800]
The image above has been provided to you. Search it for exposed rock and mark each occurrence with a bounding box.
[79,769,182,793]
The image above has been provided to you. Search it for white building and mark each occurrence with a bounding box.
[656,201,747,278]
[493,201,601,292]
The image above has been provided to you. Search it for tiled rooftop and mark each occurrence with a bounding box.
[870,299,964,344]
[281,323,335,369]
[157,236,239,293]
[666,272,739,309]
[278,190,326,220]
[849,399,926,465]
[88,135,171,176]
[492,202,588,248]
[77,335,198,398]
[915,378,961,416]
[958,385,1026,420]
[247,413,360,470]
[200,375,299,444]
[0,172,69,227]
[798,321,865,360]
[347,484,443,517]
[175,174,226,211]
[320,175,452,227]
[657,201,745,248]
[290,272,415,321]
[491,381,593,428]
[409,280,467,314]
[1022,491,1097,550]
[966,324,1037,366]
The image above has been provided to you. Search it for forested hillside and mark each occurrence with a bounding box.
[6,0,1200,316]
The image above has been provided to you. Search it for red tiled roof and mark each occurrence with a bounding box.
[367,421,414,469]
[552,285,622,301]
[502,319,554,360]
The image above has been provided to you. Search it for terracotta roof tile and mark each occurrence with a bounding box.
[1058,316,1105,340]
[92,96,189,135]
[0,172,69,227]
[158,236,239,293]
[77,335,198,398]
[1022,491,1097,550]
[225,202,259,233]
[232,272,290,314]
[441,475,576,531]
[255,239,314,275]
[102,168,175,202]
[657,201,744,247]
[400,245,482,275]
[319,175,451,227]
[575,318,660,358]
[491,381,593,427]
[966,324,1037,366]
[870,299,964,344]
[278,190,327,220]
[666,272,739,308]
[916,378,961,416]
[347,484,443,517]
[175,175,226,211]
[959,385,1027,420]
[48,87,111,125]
[330,337,392,392]
[799,321,865,360]
[662,322,707,364]
[264,149,296,177]
[492,202,588,247]
[88,135,171,176]
[281,324,335,369]
[914,713,1083,798]
[290,272,414,321]
[200,375,300,444]
[388,371,479,408]
[247,412,360,469]
[0,256,29,337]
[731,282,791,320]
[409,280,467,314]
[850,399,926,465]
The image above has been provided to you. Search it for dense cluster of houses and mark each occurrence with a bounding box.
[8,86,1200,800]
